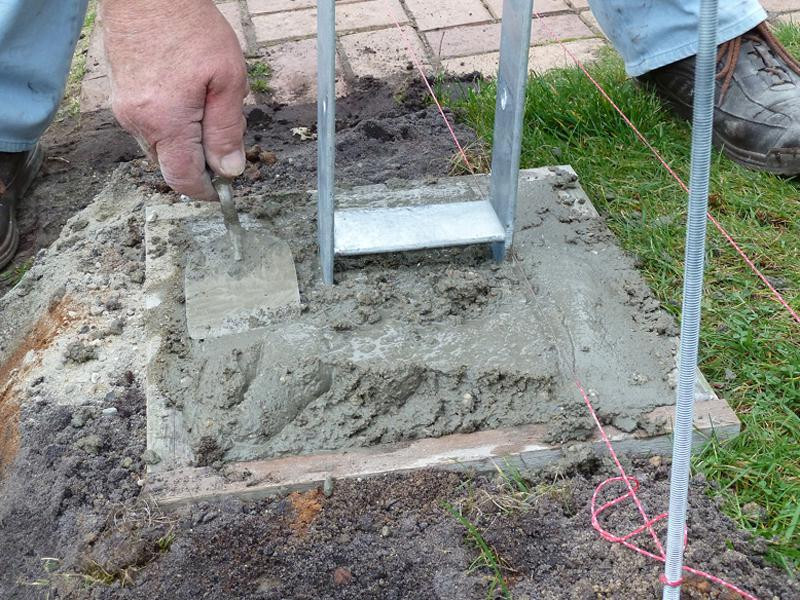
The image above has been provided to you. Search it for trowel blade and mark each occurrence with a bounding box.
[184,230,300,340]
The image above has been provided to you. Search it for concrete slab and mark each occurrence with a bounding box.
[143,168,738,502]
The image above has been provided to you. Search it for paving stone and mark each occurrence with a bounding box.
[80,75,111,113]
[217,1,248,53]
[84,27,107,80]
[441,37,605,77]
[567,0,590,9]
[252,8,318,43]
[247,0,362,14]
[429,13,594,59]
[778,10,800,22]
[578,8,605,37]
[484,0,569,19]
[340,26,429,78]
[252,0,407,45]
[260,37,348,103]
[762,0,797,12]
[404,0,492,32]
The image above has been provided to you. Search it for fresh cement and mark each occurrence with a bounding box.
[145,168,685,469]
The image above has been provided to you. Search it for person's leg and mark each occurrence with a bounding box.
[589,1,800,176]
[1,0,89,269]
[589,0,767,76]
[0,0,90,151]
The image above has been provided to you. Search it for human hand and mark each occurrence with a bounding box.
[101,0,248,200]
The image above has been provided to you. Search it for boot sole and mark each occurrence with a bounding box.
[0,144,44,271]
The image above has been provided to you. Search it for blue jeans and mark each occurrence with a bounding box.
[589,0,767,76]
[0,1,770,151]
[0,0,88,152]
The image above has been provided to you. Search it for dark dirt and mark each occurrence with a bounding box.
[1,78,797,599]
[1,111,142,297]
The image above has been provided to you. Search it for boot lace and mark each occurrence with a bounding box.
[716,22,800,100]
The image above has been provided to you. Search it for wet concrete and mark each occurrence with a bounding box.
[144,168,691,470]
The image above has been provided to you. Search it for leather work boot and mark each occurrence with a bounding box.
[639,22,800,175]
[0,144,43,271]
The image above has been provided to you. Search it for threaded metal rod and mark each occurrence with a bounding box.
[662,0,718,597]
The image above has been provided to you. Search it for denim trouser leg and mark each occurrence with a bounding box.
[0,0,89,152]
[589,0,768,76]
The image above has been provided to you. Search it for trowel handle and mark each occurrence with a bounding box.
[214,177,239,227]
[212,176,244,261]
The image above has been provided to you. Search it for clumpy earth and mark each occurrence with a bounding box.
[0,78,797,598]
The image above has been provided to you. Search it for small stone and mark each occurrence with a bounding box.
[332,567,352,586]
[64,341,96,364]
[245,144,262,162]
[89,305,105,317]
[259,150,277,165]
[244,164,262,182]
[71,412,87,428]
[121,457,133,469]
[105,297,122,311]
[129,269,145,284]
[107,318,125,336]
[71,218,89,231]
[90,372,101,384]
[75,435,102,454]
[101,407,118,417]
[648,455,662,468]
[724,368,736,381]
[611,414,638,433]
[142,449,161,465]
[380,525,390,538]
[323,475,334,498]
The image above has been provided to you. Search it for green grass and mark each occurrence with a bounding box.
[444,501,512,599]
[57,2,97,120]
[1,258,32,287]
[443,30,800,574]
[248,61,272,94]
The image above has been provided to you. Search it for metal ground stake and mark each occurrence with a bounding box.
[662,0,719,597]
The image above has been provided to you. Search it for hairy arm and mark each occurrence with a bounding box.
[100,0,248,200]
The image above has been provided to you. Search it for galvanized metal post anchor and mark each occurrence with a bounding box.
[661,0,719,598]
[315,0,533,282]
[316,0,336,285]
[489,0,533,261]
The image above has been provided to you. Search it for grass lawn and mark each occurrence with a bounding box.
[443,24,800,573]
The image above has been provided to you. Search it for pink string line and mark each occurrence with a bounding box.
[577,381,759,599]
[388,14,475,173]
[534,13,800,326]
[386,8,763,598]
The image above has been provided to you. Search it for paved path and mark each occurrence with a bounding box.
[80,0,800,112]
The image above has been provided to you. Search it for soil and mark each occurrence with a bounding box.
[0,78,797,598]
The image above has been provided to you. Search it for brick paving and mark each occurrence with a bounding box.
[79,0,799,112]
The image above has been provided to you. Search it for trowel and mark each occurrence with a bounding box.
[183,176,300,340]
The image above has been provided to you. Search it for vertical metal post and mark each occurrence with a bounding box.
[662,0,718,597]
[317,0,336,284]
[489,0,533,261]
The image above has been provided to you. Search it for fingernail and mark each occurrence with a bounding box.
[219,150,246,176]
